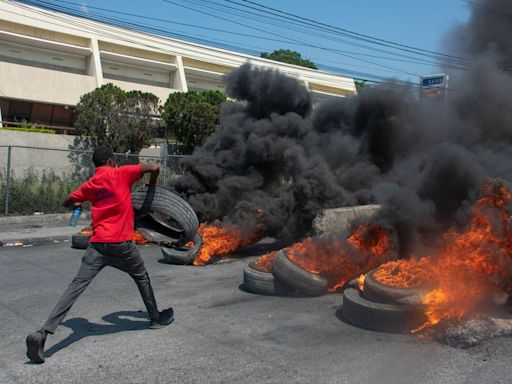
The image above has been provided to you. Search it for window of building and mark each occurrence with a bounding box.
[7,100,32,121]
[31,103,54,125]
[51,105,73,126]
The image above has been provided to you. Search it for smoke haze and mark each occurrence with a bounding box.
[174,0,512,252]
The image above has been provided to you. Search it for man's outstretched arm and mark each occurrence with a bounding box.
[63,182,88,208]
[141,163,160,186]
[62,197,82,209]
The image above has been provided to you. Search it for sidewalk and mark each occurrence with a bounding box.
[0,213,90,245]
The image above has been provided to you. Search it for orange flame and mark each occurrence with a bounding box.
[373,258,435,288]
[193,208,265,266]
[374,180,512,332]
[79,227,93,235]
[357,274,366,292]
[80,226,148,245]
[285,223,396,291]
[133,230,149,245]
[193,222,260,266]
[183,240,195,249]
[253,251,278,273]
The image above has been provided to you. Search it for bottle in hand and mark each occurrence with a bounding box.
[69,207,82,227]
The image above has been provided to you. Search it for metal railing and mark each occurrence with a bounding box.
[0,145,186,216]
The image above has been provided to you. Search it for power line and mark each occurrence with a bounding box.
[40,0,465,71]
[19,0,470,79]
[163,0,469,73]
[8,2,357,88]
[232,0,472,64]
[22,0,430,78]
[161,0,423,77]
[186,0,469,70]
[9,0,457,93]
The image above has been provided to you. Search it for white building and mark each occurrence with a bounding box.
[0,0,357,133]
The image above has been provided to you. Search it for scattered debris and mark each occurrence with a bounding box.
[437,314,512,348]
[3,241,24,247]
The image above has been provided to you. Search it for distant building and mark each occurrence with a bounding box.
[0,0,357,134]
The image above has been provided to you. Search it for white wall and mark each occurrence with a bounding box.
[0,61,97,106]
[0,130,163,177]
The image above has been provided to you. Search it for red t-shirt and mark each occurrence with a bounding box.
[69,165,142,243]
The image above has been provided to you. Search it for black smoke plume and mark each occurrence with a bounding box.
[174,0,512,252]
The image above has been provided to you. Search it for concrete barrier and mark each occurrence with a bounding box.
[312,204,381,238]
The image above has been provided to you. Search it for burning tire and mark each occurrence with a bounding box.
[342,288,426,333]
[71,233,91,249]
[272,249,328,296]
[161,234,202,265]
[132,186,199,243]
[363,269,428,304]
[243,261,288,296]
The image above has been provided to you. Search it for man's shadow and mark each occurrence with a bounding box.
[44,311,148,357]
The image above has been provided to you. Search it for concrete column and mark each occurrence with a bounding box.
[87,38,103,88]
[173,55,188,92]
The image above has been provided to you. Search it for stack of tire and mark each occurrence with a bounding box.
[71,186,201,265]
[244,251,429,333]
[131,186,201,264]
[342,268,428,333]
[243,248,329,297]
[245,203,385,296]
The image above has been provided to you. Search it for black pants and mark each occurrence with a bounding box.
[42,241,159,334]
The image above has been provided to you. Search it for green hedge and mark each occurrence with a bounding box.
[0,127,56,134]
[0,169,83,215]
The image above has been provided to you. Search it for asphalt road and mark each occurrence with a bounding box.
[1,242,511,384]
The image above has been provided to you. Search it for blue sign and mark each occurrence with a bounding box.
[421,76,444,86]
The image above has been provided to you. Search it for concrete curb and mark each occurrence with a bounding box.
[0,212,90,225]
[0,226,83,245]
[0,213,90,245]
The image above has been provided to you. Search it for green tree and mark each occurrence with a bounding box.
[355,80,367,90]
[260,49,318,69]
[73,83,160,154]
[160,90,227,155]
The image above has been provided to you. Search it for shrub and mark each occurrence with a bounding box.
[160,90,227,154]
[0,169,83,215]
[0,127,56,134]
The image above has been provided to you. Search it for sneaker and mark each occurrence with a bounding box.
[26,330,47,363]
[149,308,174,329]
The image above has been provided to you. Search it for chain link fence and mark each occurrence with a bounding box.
[0,145,186,216]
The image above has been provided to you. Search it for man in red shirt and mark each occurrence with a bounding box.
[26,147,173,364]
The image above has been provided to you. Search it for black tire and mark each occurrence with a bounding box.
[272,249,328,296]
[71,233,91,249]
[243,262,289,296]
[342,288,427,333]
[363,269,428,304]
[132,186,199,243]
[149,212,184,236]
[135,216,180,247]
[161,234,202,265]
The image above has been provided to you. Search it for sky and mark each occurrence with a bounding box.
[19,0,471,84]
